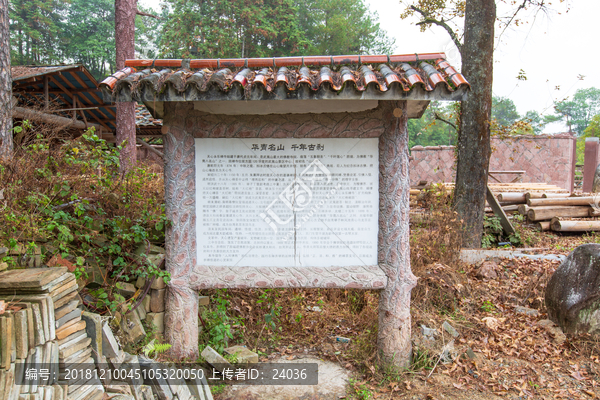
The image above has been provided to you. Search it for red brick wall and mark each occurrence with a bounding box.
[409,134,577,190]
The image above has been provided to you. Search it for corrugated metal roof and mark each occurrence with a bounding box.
[12,64,162,135]
[100,53,469,106]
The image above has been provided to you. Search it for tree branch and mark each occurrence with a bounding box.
[136,9,159,19]
[410,5,462,52]
[434,112,458,132]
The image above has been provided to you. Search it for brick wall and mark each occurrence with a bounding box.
[409,134,577,190]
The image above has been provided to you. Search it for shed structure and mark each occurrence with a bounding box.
[101,53,469,367]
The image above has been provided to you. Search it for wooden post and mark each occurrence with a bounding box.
[486,186,515,236]
[377,101,417,368]
[583,138,599,193]
[43,76,49,110]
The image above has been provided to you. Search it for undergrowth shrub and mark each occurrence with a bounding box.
[0,122,168,312]
[410,184,462,274]
[410,185,466,318]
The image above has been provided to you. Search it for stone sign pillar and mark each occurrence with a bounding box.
[160,101,417,365]
[377,102,417,367]
[163,121,200,359]
[583,137,599,193]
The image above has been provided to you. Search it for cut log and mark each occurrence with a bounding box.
[550,218,600,232]
[542,193,572,198]
[528,206,591,222]
[497,193,526,203]
[518,204,529,215]
[519,205,559,215]
[525,192,545,201]
[528,197,598,207]
[136,138,164,158]
[537,221,551,231]
[13,106,102,131]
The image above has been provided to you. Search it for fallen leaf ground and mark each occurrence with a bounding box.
[208,229,600,400]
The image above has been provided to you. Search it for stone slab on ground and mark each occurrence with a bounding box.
[223,345,258,364]
[150,289,165,313]
[198,296,209,306]
[102,321,121,359]
[219,355,349,400]
[57,329,87,347]
[200,346,231,370]
[0,267,70,291]
[121,307,146,344]
[142,296,151,313]
[59,337,91,359]
[82,311,103,362]
[145,312,164,333]
[460,249,566,264]
[55,308,82,329]
[0,314,13,369]
[50,280,78,304]
[54,291,78,309]
[55,319,85,340]
[30,303,45,346]
[55,300,79,320]
[5,295,56,342]
[189,376,213,400]
[117,282,137,298]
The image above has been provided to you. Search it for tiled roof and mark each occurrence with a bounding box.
[100,53,469,105]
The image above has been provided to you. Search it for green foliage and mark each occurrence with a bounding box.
[55,0,116,78]
[199,289,238,353]
[408,101,459,148]
[481,300,495,313]
[160,0,309,58]
[547,87,600,136]
[142,340,172,358]
[576,113,600,163]
[492,96,520,127]
[481,215,523,248]
[159,0,393,58]
[9,0,65,64]
[10,0,161,79]
[521,110,546,134]
[0,127,169,312]
[481,216,502,248]
[348,378,373,399]
[296,0,395,55]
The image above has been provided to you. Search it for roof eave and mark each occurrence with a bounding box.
[101,84,468,119]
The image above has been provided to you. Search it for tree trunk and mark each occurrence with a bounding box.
[377,101,418,368]
[115,0,137,173]
[0,0,13,161]
[453,0,496,248]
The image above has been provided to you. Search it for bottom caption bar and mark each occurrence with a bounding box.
[14,362,319,387]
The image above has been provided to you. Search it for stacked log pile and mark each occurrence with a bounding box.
[410,182,600,234]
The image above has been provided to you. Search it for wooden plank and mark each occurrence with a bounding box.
[486,185,516,236]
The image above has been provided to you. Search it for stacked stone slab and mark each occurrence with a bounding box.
[0,267,104,400]
[0,267,213,400]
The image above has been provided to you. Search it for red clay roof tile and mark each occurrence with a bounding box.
[100,53,468,103]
